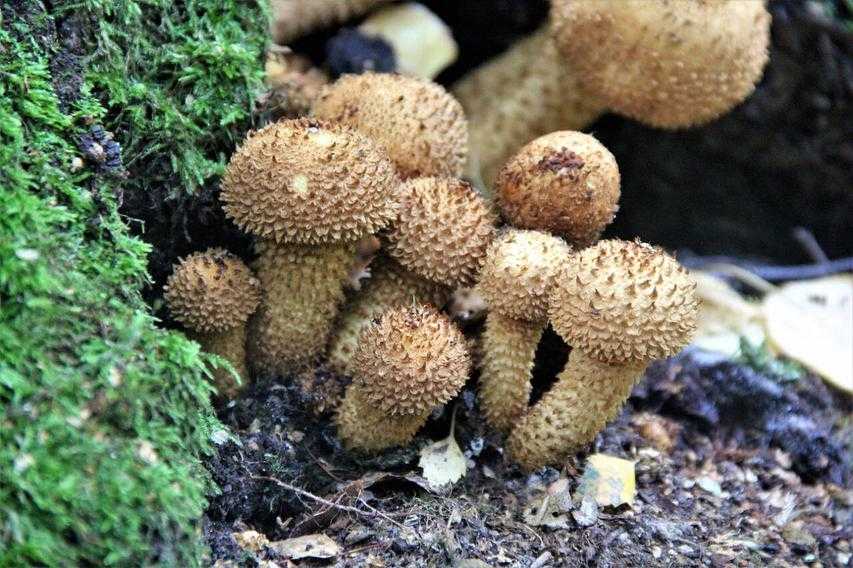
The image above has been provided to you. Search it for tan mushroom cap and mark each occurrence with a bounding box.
[551,0,771,128]
[476,229,571,322]
[549,239,699,364]
[164,248,261,334]
[221,118,399,245]
[351,305,470,416]
[387,177,497,288]
[496,131,620,246]
[313,72,468,178]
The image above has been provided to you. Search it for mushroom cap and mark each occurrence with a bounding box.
[164,248,261,334]
[221,118,399,245]
[549,239,699,364]
[551,0,771,128]
[495,131,620,246]
[476,229,571,322]
[351,304,470,416]
[387,177,497,288]
[313,72,468,178]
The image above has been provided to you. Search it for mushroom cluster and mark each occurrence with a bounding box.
[475,128,699,470]
[166,24,714,465]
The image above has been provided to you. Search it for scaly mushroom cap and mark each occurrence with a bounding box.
[551,0,771,128]
[313,72,468,178]
[164,248,261,334]
[496,131,620,247]
[221,118,399,245]
[387,177,497,288]
[351,305,470,416]
[549,239,699,363]
[477,230,571,322]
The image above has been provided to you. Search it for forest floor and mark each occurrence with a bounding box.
[204,347,852,568]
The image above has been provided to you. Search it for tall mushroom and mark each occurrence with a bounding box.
[336,304,470,452]
[476,230,571,432]
[164,248,261,399]
[220,118,399,375]
[506,239,700,470]
[454,0,771,187]
[327,176,496,373]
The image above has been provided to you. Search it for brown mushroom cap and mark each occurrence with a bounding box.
[477,229,571,322]
[313,72,468,178]
[496,131,620,246]
[351,304,470,416]
[549,239,699,364]
[221,118,399,245]
[164,248,261,334]
[387,177,497,288]
[551,0,771,128]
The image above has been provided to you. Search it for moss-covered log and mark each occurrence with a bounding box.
[0,1,268,565]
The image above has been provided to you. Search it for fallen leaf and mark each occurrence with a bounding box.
[575,454,635,508]
[522,478,573,529]
[268,534,339,560]
[762,275,853,393]
[572,493,599,527]
[418,432,466,490]
[692,271,765,356]
[232,529,269,553]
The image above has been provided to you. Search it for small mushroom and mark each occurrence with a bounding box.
[506,239,700,470]
[496,131,620,248]
[164,248,261,399]
[455,0,771,187]
[327,176,496,373]
[336,305,470,452]
[221,118,399,374]
[313,72,468,179]
[475,230,571,432]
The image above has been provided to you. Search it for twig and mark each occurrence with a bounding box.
[251,473,410,532]
[678,254,853,282]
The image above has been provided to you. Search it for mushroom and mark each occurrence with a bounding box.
[496,131,620,248]
[336,304,470,452]
[327,176,496,373]
[506,239,700,470]
[270,0,391,45]
[164,248,261,399]
[220,118,399,375]
[454,0,771,187]
[313,72,468,179]
[475,230,571,432]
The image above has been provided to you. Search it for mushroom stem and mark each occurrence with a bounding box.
[453,28,605,191]
[327,256,451,374]
[249,241,356,375]
[336,385,427,451]
[506,350,646,471]
[190,325,250,400]
[270,0,391,44]
[478,312,545,433]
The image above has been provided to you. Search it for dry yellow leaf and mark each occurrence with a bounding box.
[692,271,765,356]
[761,275,852,394]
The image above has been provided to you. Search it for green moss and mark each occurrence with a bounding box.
[0,0,268,565]
[83,0,269,195]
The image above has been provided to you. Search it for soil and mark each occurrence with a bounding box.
[204,351,851,567]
